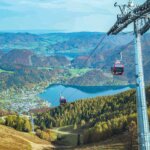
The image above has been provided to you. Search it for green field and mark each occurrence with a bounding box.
[69,68,91,77]
[0,69,14,74]
[51,125,82,147]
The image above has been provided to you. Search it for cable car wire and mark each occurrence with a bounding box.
[59,31,135,103]
[82,34,107,67]
[64,34,108,101]
[60,34,108,99]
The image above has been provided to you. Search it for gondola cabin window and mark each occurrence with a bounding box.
[111,60,124,75]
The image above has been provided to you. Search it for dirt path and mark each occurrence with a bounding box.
[13,134,54,150]
[13,133,74,150]
[50,127,81,148]
[30,143,53,150]
[50,129,76,135]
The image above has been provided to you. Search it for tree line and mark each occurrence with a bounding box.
[35,89,137,129]
[34,87,150,146]
[4,115,32,132]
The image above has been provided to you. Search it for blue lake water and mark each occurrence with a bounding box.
[39,84,135,107]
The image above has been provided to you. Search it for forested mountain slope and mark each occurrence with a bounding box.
[34,87,150,148]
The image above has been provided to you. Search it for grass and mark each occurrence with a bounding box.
[0,125,51,150]
[75,132,134,150]
[69,68,91,77]
[0,125,31,150]
[51,125,80,146]
[51,126,137,150]
[0,69,14,74]
[37,67,53,70]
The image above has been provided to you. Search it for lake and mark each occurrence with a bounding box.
[39,84,135,107]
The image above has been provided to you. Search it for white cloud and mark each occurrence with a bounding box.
[0,0,146,32]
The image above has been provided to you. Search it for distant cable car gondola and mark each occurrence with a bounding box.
[60,96,67,105]
[111,60,124,75]
[111,52,124,75]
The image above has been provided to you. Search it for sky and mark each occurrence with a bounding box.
[0,0,144,33]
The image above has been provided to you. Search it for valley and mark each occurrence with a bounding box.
[0,32,149,150]
[0,87,144,150]
[0,0,150,149]
[0,32,149,112]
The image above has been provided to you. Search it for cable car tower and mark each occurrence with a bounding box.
[108,0,150,149]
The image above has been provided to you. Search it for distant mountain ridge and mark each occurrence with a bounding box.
[0,32,132,54]
[0,49,70,67]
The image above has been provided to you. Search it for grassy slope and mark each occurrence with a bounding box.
[51,126,132,150]
[0,125,52,150]
[51,125,80,147]
[75,132,130,150]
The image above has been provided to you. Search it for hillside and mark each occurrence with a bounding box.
[0,32,149,112]
[49,126,131,150]
[0,49,70,91]
[0,32,149,87]
[71,33,150,84]
[35,89,137,129]
[34,87,150,149]
[0,49,70,67]
[0,32,103,54]
[65,69,128,86]
[0,125,52,150]
[0,32,133,57]
[1,87,146,150]
[0,124,133,150]
[75,132,130,150]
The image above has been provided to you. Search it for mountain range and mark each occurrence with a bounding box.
[0,32,149,87]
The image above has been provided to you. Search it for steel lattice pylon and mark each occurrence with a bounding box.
[108,1,150,149]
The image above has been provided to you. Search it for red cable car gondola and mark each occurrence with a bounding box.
[60,96,67,105]
[111,60,124,75]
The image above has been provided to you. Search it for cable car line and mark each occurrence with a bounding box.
[61,34,108,103]
[82,34,107,66]
[59,32,135,104]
